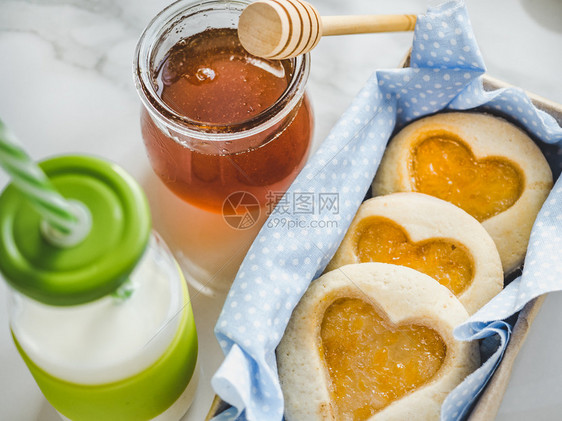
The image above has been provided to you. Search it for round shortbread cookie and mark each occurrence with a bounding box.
[326,192,503,314]
[277,263,479,421]
[372,112,553,274]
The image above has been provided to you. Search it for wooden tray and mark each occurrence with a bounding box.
[465,74,562,420]
[205,73,562,421]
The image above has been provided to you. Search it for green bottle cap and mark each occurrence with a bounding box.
[0,155,151,306]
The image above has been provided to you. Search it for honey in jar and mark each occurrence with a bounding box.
[137,26,313,212]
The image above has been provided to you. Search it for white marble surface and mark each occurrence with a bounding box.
[0,0,561,420]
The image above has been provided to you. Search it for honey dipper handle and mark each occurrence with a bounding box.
[322,14,417,36]
[237,0,417,60]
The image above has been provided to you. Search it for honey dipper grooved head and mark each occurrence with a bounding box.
[238,0,322,59]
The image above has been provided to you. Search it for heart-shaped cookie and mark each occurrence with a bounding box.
[327,193,503,314]
[321,297,446,420]
[277,263,479,421]
[372,112,553,273]
[355,216,473,295]
[411,135,522,222]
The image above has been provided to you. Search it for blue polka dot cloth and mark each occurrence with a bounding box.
[211,1,562,420]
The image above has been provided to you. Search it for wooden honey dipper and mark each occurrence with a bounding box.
[238,0,417,59]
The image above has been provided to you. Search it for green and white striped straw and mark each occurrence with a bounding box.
[0,119,90,246]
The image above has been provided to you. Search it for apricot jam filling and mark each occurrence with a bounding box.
[355,217,473,296]
[410,135,523,222]
[321,298,446,421]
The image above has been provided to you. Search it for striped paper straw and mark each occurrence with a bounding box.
[0,119,79,236]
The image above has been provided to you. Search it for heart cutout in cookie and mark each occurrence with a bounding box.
[410,135,523,221]
[355,217,473,295]
[321,297,446,421]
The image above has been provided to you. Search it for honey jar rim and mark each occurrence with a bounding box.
[133,0,311,141]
